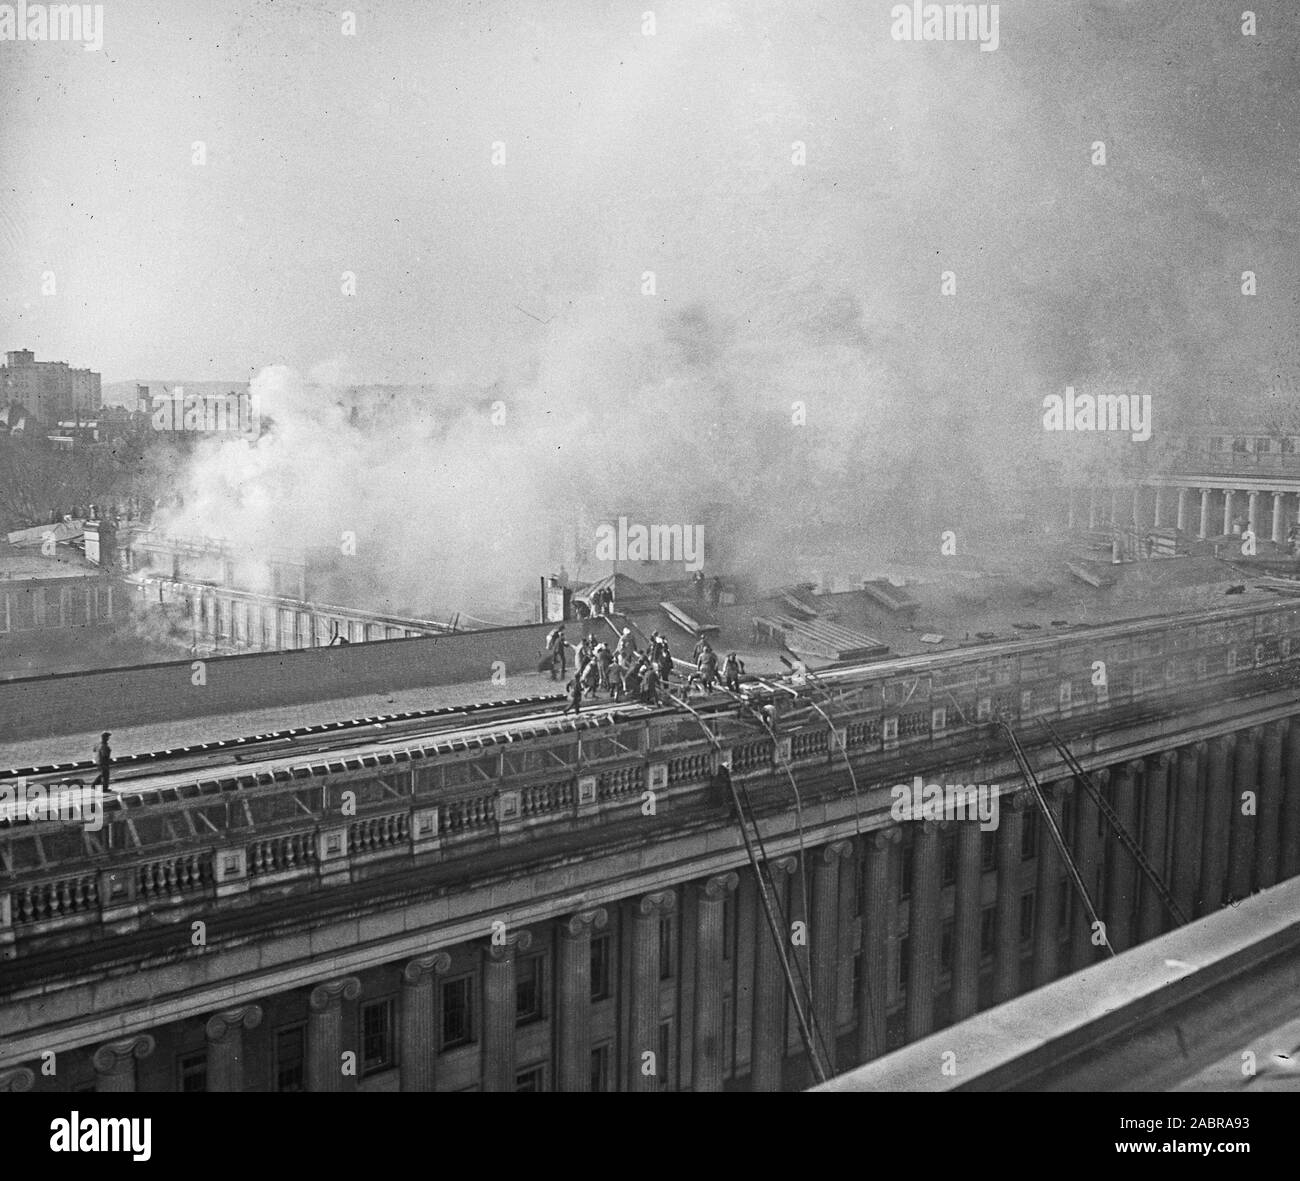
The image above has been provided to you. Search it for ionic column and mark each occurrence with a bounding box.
[1153,486,1165,528]
[1272,492,1286,545]
[1170,744,1204,923]
[993,798,1026,1003]
[856,832,897,1063]
[1222,489,1235,535]
[1066,488,1076,530]
[557,908,608,1092]
[1110,488,1121,526]
[1137,754,1173,942]
[482,930,532,1093]
[1199,488,1211,539]
[1176,487,1189,532]
[1247,491,1260,538]
[949,820,984,1021]
[0,1067,34,1092]
[1105,761,1141,953]
[808,841,851,1069]
[1032,783,1067,987]
[1132,485,1143,528]
[1198,736,1234,916]
[752,857,797,1091]
[1088,488,1098,529]
[1281,722,1300,882]
[629,890,675,1093]
[92,1034,155,1093]
[308,976,361,1093]
[204,1004,263,1093]
[400,951,451,1092]
[903,823,940,1042]
[1256,722,1285,889]
[1227,729,1259,903]
[1070,771,1105,970]
[692,873,738,1092]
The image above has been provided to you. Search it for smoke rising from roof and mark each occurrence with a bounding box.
[145,1,1300,611]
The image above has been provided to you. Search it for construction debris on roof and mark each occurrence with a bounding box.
[660,601,720,636]
[1066,560,1117,589]
[861,578,921,616]
[752,613,888,662]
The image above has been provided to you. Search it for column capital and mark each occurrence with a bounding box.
[1092,768,1110,788]
[1047,778,1075,798]
[869,827,902,849]
[697,871,740,901]
[309,975,362,1012]
[487,929,533,962]
[92,1034,156,1075]
[402,951,453,984]
[1123,758,1146,777]
[765,854,800,878]
[561,907,609,940]
[205,1004,264,1044]
[1005,789,1033,812]
[1154,751,1176,770]
[819,839,854,864]
[635,889,677,918]
[0,1067,34,1093]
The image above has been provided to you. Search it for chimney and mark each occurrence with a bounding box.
[84,518,117,569]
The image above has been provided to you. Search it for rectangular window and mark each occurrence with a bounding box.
[657,1021,673,1089]
[897,935,910,992]
[1021,817,1038,861]
[590,1044,611,1093]
[515,1064,546,1092]
[940,831,957,886]
[658,917,674,980]
[1019,892,1036,944]
[1057,880,1072,930]
[275,1026,305,1093]
[516,953,545,1024]
[178,1051,207,1093]
[590,933,612,1002]
[851,952,863,1010]
[979,906,996,959]
[940,919,955,974]
[361,997,395,1075]
[441,974,474,1049]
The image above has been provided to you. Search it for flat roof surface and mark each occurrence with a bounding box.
[0,669,571,770]
[0,542,99,580]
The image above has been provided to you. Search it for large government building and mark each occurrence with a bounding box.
[2,435,1300,1092]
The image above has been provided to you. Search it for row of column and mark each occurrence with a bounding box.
[41,721,1300,1091]
[1072,485,1298,542]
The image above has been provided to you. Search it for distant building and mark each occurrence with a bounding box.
[1,349,101,426]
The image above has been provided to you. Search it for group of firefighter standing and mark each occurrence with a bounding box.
[545,625,745,714]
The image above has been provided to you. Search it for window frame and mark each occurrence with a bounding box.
[440,972,476,1051]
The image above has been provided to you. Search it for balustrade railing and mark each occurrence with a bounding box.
[11,873,98,925]
[349,811,410,855]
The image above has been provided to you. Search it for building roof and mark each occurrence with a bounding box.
[0,540,99,581]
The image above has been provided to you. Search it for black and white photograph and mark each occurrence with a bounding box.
[0,0,1297,1147]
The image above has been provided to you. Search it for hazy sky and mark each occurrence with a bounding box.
[2,0,1297,398]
